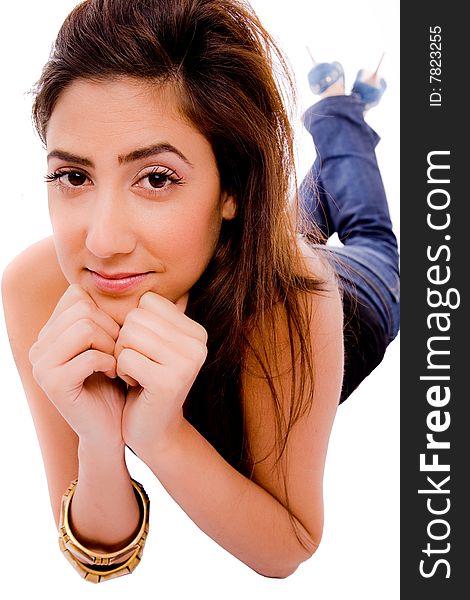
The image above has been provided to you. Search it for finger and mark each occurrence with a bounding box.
[119,374,140,387]
[117,346,200,393]
[46,284,90,322]
[38,295,120,345]
[61,349,117,384]
[34,349,117,395]
[116,348,164,390]
[31,318,117,367]
[136,292,207,342]
[38,285,120,343]
[117,318,207,366]
[117,307,189,349]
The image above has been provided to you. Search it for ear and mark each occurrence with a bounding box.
[221,192,237,220]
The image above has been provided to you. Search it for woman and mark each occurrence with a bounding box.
[1,0,399,583]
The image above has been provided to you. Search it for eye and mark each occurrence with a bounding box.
[134,166,184,193]
[45,169,91,188]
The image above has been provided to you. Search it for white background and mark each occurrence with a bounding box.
[0,1,400,598]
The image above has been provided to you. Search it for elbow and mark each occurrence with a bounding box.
[253,534,321,579]
[255,565,300,580]
[254,554,315,579]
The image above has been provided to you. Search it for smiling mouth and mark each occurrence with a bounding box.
[87,269,152,293]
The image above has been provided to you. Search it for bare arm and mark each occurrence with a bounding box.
[3,239,342,575]
[139,419,317,578]
[127,266,343,577]
[1,239,140,549]
[70,440,140,550]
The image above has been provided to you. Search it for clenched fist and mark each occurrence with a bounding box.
[29,285,125,448]
[115,291,208,456]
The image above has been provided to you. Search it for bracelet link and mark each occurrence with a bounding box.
[58,478,150,583]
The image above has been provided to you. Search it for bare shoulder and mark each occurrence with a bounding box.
[295,236,343,334]
[245,237,343,368]
[2,236,68,349]
[2,235,67,297]
[296,237,339,289]
[244,235,344,429]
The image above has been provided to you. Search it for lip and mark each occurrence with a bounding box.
[88,269,151,293]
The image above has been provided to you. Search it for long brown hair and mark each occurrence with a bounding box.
[32,0,326,549]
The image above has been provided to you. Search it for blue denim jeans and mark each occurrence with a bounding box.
[299,94,400,402]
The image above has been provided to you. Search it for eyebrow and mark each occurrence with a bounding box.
[47,143,193,168]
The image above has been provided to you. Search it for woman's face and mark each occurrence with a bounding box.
[46,78,236,324]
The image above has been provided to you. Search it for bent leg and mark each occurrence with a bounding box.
[299,94,400,401]
[300,94,398,262]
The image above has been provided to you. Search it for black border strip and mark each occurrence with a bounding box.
[401,1,467,597]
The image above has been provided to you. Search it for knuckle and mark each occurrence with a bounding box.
[28,341,39,364]
[77,299,95,319]
[68,283,86,299]
[114,339,123,357]
[31,361,42,385]
[78,317,97,338]
[81,348,94,363]
[63,284,86,306]
[190,336,206,355]
[116,349,132,379]
[36,323,49,342]
[122,308,140,328]
[83,348,101,369]
[196,343,208,365]
[32,360,51,391]
[116,327,129,348]
[197,324,209,345]
[138,292,152,308]
[127,308,141,322]
[117,347,131,365]
[184,340,207,368]
[82,348,106,376]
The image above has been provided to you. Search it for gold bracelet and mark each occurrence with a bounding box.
[58,478,150,583]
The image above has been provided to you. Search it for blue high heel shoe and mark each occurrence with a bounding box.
[307,61,344,95]
[351,69,386,110]
[351,54,387,110]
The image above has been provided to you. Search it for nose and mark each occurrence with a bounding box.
[85,191,137,258]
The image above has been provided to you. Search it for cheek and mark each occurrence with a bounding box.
[49,214,84,279]
[49,196,73,238]
[149,203,222,260]
[172,210,221,260]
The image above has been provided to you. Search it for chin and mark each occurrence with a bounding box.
[90,293,139,326]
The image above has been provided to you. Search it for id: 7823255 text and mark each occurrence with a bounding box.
[429,25,442,107]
